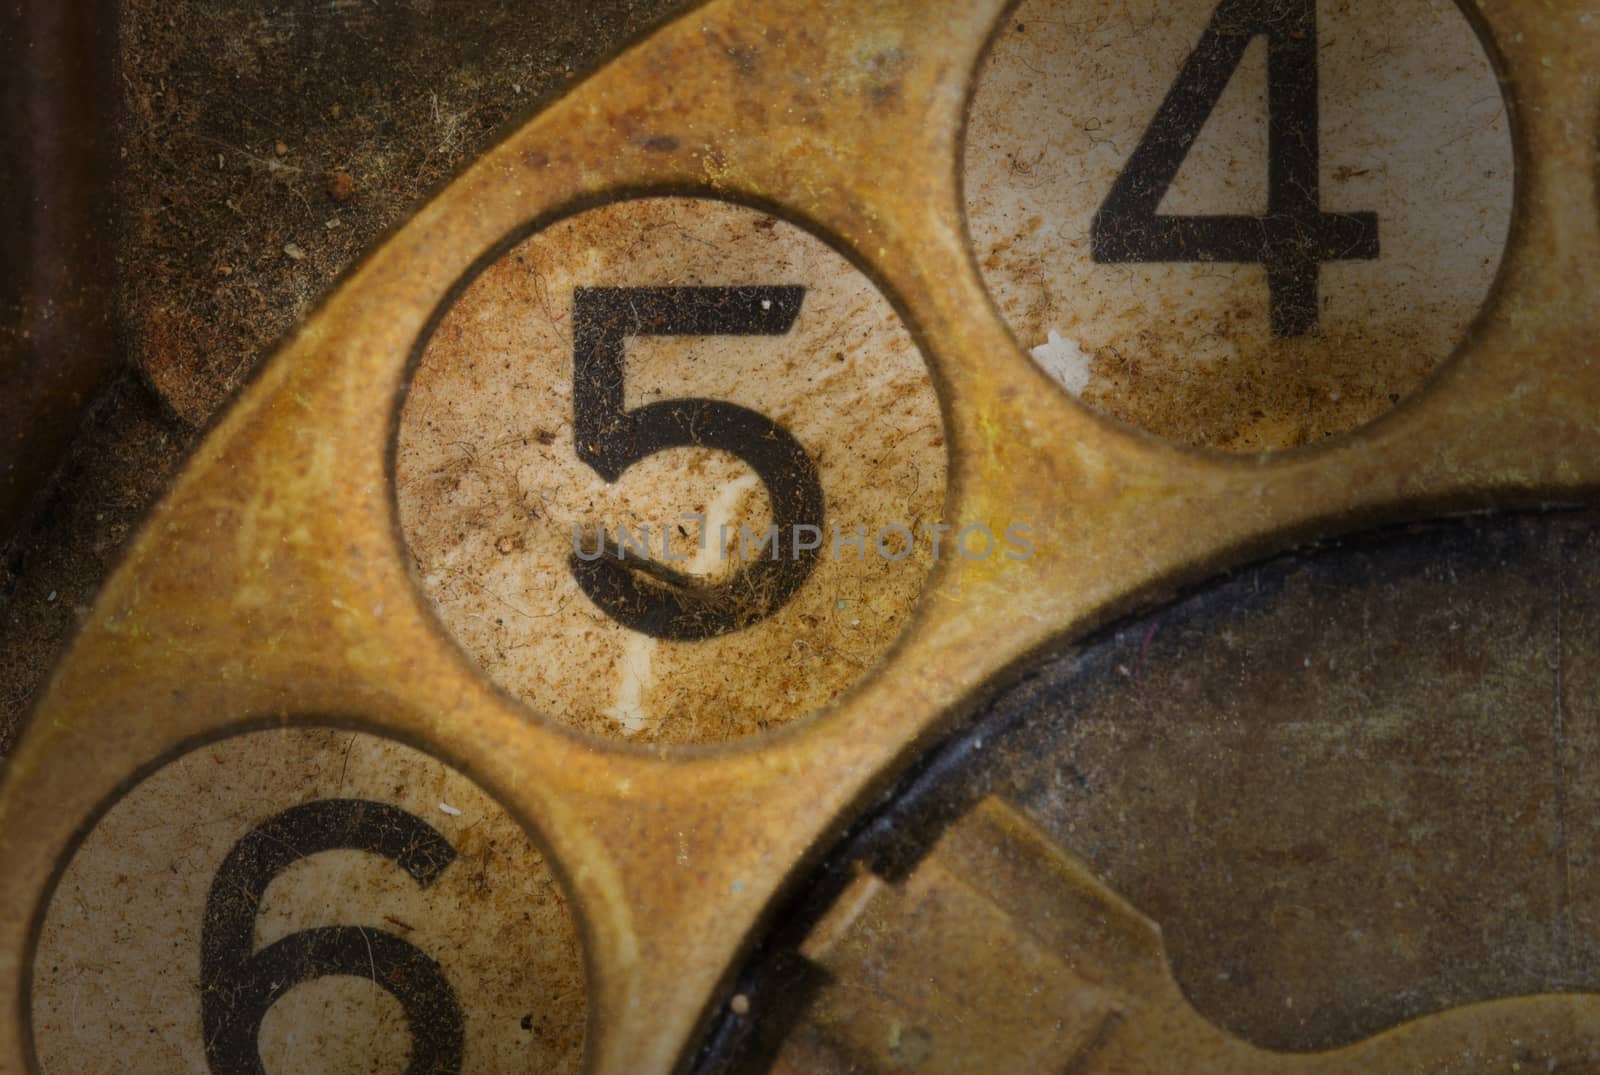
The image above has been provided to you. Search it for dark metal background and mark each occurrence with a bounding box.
[702,510,1600,1070]
[0,0,690,750]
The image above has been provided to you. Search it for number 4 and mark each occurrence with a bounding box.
[1092,0,1379,337]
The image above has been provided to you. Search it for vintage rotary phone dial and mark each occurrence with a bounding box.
[3,1,1598,1072]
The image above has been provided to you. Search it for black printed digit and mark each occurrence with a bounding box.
[200,799,463,1075]
[569,285,825,641]
[1092,0,1379,337]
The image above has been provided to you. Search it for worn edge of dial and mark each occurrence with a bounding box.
[687,510,1600,1072]
[0,2,1594,1074]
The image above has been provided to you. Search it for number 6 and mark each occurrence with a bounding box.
[200,800,464,1075]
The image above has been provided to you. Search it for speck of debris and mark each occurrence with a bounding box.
[520,1014,534,1031]
[1030,329,1094,397]
[282,242,306,261]
[326,169,356,202]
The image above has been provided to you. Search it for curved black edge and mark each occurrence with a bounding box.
[684,507,1597,1074]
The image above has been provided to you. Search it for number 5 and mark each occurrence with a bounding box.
[570,286,825,641]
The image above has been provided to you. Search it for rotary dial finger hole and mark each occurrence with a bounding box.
[395,196,952,744]
[963,0,1515,452]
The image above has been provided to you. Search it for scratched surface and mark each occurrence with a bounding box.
[963,0,1514,451]
[30,728,585,1074]
[706,511,1600,1069]
[396,198,947,743]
